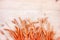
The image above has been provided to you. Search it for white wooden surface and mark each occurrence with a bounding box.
[0,0,60,40]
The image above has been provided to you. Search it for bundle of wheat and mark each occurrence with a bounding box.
[4,17,55,40]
